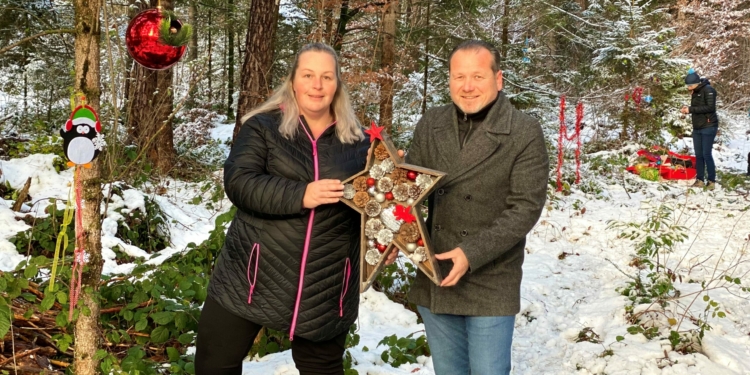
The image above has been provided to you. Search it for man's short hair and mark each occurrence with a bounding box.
[448,40,502,73]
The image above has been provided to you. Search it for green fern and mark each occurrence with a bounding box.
[158,10,192,47]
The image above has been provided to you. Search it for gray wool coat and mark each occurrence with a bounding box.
[406,92,549,316]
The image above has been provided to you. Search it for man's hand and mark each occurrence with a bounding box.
[303,179,344,209]
[384,248,399,265]
[680,106,690,114]
[397,150,405,158]
[435,247,469,287]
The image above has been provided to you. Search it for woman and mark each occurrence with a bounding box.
[195,43,370,375]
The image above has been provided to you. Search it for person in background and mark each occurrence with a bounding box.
[195,43,372,375]
[405,40,549,375]
[681,69,718,190]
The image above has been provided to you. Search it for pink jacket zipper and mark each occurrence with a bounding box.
[339,258,351,317]
[290,118,336,340]
[246,243,260,304]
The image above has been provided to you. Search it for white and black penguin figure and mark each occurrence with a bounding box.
[60,105,106,168]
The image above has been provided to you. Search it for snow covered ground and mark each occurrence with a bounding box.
[1,115,750,374]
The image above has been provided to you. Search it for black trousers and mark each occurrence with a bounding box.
[195,297,347,375]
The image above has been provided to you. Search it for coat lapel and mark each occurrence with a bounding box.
[433,108,460,171]
[442,92,513,184]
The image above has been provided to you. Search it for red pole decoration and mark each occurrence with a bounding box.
[632,87,643,111]
[69,166,87,320]
[556,96,584,192]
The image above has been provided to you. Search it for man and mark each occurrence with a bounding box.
[405,40,548,375]
[680,69,718,190]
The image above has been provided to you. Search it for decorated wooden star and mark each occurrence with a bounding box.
[340,124,446,292]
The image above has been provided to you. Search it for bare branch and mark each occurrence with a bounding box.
[0,29,75,56]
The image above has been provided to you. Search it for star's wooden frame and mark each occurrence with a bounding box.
[340,131,446,292]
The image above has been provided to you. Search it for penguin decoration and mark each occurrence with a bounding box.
[60,105,106,168]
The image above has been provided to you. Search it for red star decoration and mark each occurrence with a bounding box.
[364,121,385,142]
[394,205,416,223]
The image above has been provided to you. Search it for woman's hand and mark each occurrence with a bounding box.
[303,179,344,209]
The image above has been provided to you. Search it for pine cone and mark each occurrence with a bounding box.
[391,168,408,184]
[398,222,420,243]
[353,176,369,192]
[375,144,390,160]
[353,192,370,207]
[408,184,422,200]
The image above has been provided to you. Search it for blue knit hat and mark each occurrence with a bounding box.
[685,68,701,85]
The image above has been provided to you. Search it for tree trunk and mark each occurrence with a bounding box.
[333,0,356,52]
[72,1,103,374]
[207,10,213,103]
[226,0,235,119]
[188,0,198,61]
[501,0,509,59]
[421,1,430,115]
[234,0,281,139]
[126,0,177,175]
[379,0,397,134]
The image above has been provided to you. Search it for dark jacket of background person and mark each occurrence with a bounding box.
[405,92,549,316]
[689,79,718,129]
[208,111,369,341]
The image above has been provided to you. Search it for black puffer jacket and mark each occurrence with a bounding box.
[208,111,369,341]
[689,78,718,129]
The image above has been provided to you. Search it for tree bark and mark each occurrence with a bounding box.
[233,0,281,139]
[126,0,177,175]
[421,1,429,115]
[379,0,397,134]
[226,0,235,119]
[188,0,198,61]
[72,1,103,374]
[501,0,509,59]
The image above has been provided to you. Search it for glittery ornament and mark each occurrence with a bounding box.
[391,168,408,184]
[343,184,356,199]
[376,229,394,245]
[377,177,394,193]
[374,143,390,160]
[398,222,420,243]
[365,200,382,217]
[365,248,381,265]
[353,192,370,207]
[380,206,403,232]
[365,219,384,239]
[369,164,385,180]
[392,184,409,201]
[368,239,376,247]
[380,159,395,173]
[408,184,422,200]
[375,193,386,203]
[411,247,427,263]
[353,176,369,192]
[415,174,433,189]
[406,243,417,251]
[407,171,418,181]
[368,186,377,196]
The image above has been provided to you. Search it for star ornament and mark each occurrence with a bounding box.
[364,121,385,142]
[340,128,446,292]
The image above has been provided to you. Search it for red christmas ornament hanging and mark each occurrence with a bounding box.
[126,8,188,70]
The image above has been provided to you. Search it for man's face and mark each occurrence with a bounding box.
[449,48,503,114]
[687,83,699,91]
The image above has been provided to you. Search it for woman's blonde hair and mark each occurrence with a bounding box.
[241,43,363,144]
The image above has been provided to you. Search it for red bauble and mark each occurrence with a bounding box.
[417,238,424,247]
[385,192,394,200]
[376,243,387,252]
[366,178,376,187]
[407,171,418,181]
[126,9,186,70]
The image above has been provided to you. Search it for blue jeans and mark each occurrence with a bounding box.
[418,305,515,375]
[692,127,717,182]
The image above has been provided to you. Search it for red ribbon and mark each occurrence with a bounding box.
[556,96,583,192]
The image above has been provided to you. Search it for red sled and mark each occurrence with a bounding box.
[659,166,696,180]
